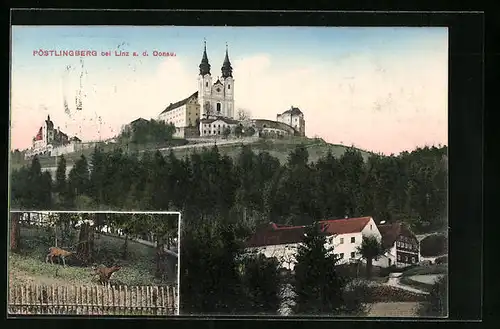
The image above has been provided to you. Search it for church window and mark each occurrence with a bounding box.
[206,82,208,87]
[216,103,221,112]
[228,84,230,89]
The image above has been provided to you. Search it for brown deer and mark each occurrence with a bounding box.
[93,265,122,285]
[45,247,73,266]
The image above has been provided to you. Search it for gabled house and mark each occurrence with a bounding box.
[244,217,384,270]
[377,222,420,268]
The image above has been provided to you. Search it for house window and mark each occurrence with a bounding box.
[404,256,408,262]
[351,237,355,243]
[350,252,355,259]
[370,224,373,230]
[340,238,344,244]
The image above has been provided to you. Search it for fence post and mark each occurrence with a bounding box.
[98,285,103,316]
[111,285,116,315]
[153,286,158,315]
[141,286,146,315]
[160,286,165,316]
[118,285,123,314]
[146,286,151,315]
[28,285,33,314]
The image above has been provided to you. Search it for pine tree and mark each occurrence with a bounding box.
[293,223,346,315]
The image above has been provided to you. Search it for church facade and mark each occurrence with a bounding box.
[158,42,235,138]
[158,41,306,139]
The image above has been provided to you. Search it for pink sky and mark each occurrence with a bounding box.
[10,43,448,155]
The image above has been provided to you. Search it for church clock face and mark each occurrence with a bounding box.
[216,87,221,93]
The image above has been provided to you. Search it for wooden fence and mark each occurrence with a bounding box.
[8,284,178,316]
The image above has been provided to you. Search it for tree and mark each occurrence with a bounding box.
[418,275,448,317]
[10,212,21,252]
[245,126,256,137]
[180,222,246,314]
[356,235,385,278]
[223,126,231,139]
[76,213,95,265]
[240,253,282,314]
[236,108,252,121]
[293,223,347,315]
[234,125,243,138]
[68,155,90,196]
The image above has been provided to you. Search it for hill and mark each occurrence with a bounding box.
[9,226,175,288]
[11,137,375,172]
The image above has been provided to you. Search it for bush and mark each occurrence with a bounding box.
[402,264,448,277]
[369,285,427,302]
[240,254,282,315]
[417,275,448,317]
[420,234,448,257]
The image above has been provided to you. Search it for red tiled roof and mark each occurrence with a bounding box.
[318,217,372,235]
[245,223,306,248]
[245,217,372,248]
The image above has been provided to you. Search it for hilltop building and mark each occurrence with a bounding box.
[24,115,84,159]
[157,41,306,139]
[276,106,306,136]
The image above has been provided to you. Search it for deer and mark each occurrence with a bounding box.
[45,247,74,266]
[93,265,122,286]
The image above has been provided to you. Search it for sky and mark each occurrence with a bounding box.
[10,26,448,155]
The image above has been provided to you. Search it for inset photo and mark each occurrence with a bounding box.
[8,211,180,317]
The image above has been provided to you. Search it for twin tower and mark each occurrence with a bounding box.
[197,41,235,119]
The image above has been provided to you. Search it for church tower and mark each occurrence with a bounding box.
[198,40,213,118]
[221,44,234,118]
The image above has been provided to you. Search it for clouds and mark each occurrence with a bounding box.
[10,45,447,155]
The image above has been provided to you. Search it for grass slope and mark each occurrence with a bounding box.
[9,226,170,288]
[11,137,375,171]
[168,137,374,165]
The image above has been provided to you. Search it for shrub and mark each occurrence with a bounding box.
[369,285,427,303]
[417,275,448,317]
[420,234,448,257]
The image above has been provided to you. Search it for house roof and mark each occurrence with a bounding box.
[245,217,373,248]
[378,222,415,249]
[160,91,198,115]
[280,106,303,116]
[245,223,306,248]
[130,117,149,124]
[319,217,372,235]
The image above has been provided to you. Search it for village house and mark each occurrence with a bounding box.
[244,217,385,270]
[377,222,420,267]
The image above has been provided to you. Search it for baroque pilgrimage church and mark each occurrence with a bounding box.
[158,42,307,138]
[25,42,306,159]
